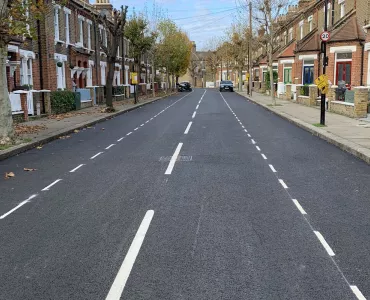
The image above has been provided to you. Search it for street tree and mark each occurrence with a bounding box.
[98,6,128,110]
[125,12,156,103]
[0,0,45,144]
[253,0,292,105]
[156,20,191,90]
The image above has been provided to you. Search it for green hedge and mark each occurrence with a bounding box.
[51,91,75,114]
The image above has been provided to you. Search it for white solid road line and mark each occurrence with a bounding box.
[165,143,183,175]
[127,132,132,136]
[261,154,267,160]
[292,199,307,215]
[256,146,261,151]
[0,194,37,219]
[314,231,335,256]
[269,164,277,173]
[251,139,256,144]
[70,164,85,173]
[196,104,199,110]
[278,179,288,189]
[192,111,196,119]
[105,144,115,150]
[90,152,103,159]
[42,179,62,191]
[117,137,124,142]
[106,210,154,300]
[184,122,193,134]
[351,286,366,300]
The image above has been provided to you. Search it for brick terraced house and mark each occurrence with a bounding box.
[6,0,152,118]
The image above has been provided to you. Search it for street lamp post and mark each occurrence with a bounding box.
[320,0,328,125]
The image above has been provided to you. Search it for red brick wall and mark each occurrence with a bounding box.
[327,42,362,87]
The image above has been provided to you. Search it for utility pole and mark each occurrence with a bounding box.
[249,1,253,97]
[320,0,328,125]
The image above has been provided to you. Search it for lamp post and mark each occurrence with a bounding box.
[320,0,328,125]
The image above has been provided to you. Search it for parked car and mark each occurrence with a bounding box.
[177,82,192,92]
[220,80,234,92]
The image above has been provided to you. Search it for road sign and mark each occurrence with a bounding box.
[131,72,138,84]
[315,74,329,94]
[320,31,330,42]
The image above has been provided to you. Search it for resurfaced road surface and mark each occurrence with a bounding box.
[1,88,369,299]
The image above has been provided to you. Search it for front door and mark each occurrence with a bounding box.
[303,66,314,85]
[336,62,351,85]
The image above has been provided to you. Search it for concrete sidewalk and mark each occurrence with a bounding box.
[236,90,370,164]
[0,93,175,161]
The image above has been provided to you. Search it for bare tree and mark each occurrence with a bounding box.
[254,0,292,105]
[97,6,128,110]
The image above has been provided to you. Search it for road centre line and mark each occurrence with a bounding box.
[140,124,144,127]
[196,104,199,110]
[105,210,154,300]
[314,231,335,256]
[145,120,149,123]
[134,127,139,131]
[350,286,366,300]
[117,137,124,142]
[244,129,248,132]
[42,179,62,191]
[165,143,183,175]
[126,132,132,136]
[90,152,103,159]
[69,164,85,173]
[292,199,307,215]
[248,134,251,137]
[184,122,193,134]
[150,118,153,121]
[0,194,37,220]
[242,125,245,128]
[192,111,196,119]
[251,139,256,144]
[269,164,277,173]
[105,144,115,150]
[261,154,267,160]
[256,146,261,151]
[278,179,288,189]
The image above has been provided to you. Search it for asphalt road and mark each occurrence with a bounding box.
[0,88,369,299]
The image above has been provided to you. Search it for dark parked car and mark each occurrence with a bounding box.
[220,80,234,92]
[177,82,192,92]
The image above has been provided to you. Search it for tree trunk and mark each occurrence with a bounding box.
[0,42,14,145]
[172,74,175,91]
[152,57,155,98]
[238,69,243,92]
[135,62,140,103]
[267,7,276,105]
[106,58,115,108]
[166,68,170,93]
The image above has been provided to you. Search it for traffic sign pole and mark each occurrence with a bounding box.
[320,0,328,125]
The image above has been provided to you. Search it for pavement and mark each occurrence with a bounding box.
[237,90,370,164]
[0,92,175,161]
[1,88,369,299]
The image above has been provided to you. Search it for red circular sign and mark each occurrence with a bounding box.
[320,31,330,42]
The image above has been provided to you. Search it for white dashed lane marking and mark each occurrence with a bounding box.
[314,231,335,256]
[42,179,62,191]
[70,164,85,173]
[90,152,103,159]
[105,144,115,150]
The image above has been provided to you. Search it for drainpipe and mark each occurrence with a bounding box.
[360,41,364,86]
[331,0,335,27]
[93,20,99,86]
[36,15,45,112]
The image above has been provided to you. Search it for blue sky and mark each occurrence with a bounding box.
[110,0,244,50]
